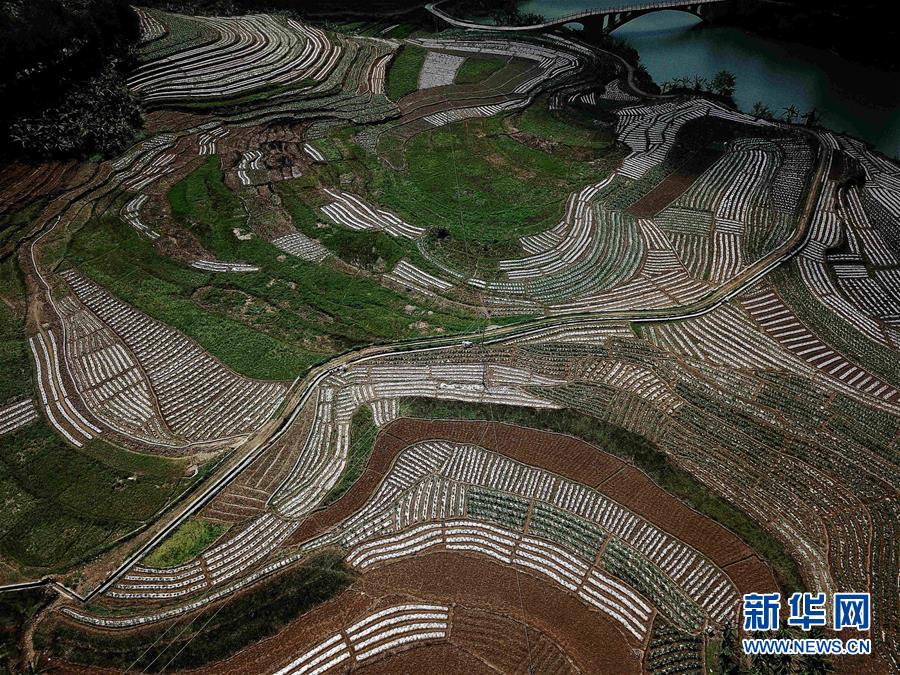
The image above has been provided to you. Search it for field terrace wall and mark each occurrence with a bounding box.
[125,11,400,137]
[267,359,565,518]
[64,352,564,621]
[615,99,776,181]
[302,438,746,640]
[0,398,38,437]
[267,601,579,673]
[792,132,900,350]
[28,329,102,448]
[58,269,287,447]
[129,14,342,104]
[623,310,899,665]
[343,97,815,317]
[197,30,398,130]
[281,418,776,662]
[185,553,629,673]
[273,603,450,672]
[410,37,580,98]
[357,34,587,153]
[134,7,167,44]
[56,324,897,664]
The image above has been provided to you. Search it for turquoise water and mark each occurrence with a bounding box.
[512,4,900,156]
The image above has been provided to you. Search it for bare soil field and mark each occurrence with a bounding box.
[288,418,778,601]
[192,551,635,674]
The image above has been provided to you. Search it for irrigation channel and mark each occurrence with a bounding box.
[491,2,900,157]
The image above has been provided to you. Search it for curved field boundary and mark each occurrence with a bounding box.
[186,551,639,673]
[286,418,777,599]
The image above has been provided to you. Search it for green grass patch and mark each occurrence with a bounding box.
[41,551,354,671]
[454,56,507,85]
[386,45,427,101]
[0,423,192,573]
[367,115,613,271]
[66,161,488,381]
[0,279,32,406]
[399,398,805,596]
[514,100,617,151]
[168,155,245,259]
[143,519,228,569]
[321,406,379,505]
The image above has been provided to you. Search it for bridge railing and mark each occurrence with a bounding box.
[428,0,724,31]
[522,0,724,26]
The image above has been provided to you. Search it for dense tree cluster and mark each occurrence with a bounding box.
[0,0,140,158]
[717,0,898,69]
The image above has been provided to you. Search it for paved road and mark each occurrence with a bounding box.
[425,0,726,32]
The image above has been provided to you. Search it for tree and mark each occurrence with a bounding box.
[691,75,708,91]
[796,651,835,674]
[804,107,821,127]
[718,623,742,675]
[782,104,800,124]
[751,101,774,120]
[711,69,737,97]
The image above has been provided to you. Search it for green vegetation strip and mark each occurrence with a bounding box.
[143,519,229,569]
[529,502,605,559]
[386,45,427,101]
[1,587,54,673]
[321,406,379,505]
[400,398,804,595]
[467,487,529,529]
[38,551,354,672]
[66,158,485,382]
[454,56,507,85]
[0,423,191,572]
[0,262,31,405]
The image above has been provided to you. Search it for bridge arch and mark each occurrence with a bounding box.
[580,4,710,36]
[425,0,726,35]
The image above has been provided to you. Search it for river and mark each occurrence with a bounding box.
[506,3,900,157]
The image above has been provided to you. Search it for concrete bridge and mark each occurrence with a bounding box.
[426,0,728,36]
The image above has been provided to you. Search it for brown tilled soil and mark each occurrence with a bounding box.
[627,169,699,218]
[355,642,494,674]
[201,396,318,522]
[286,418,778,599]
[190,551,636,674]
[47,420,777,674]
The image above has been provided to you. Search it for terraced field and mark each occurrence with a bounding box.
[1,6,898,675]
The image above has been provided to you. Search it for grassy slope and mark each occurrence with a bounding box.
[277,101,621,282]
[400,398,804,596]
[143,519,228,569]
[275,182,408,272]
[67,157,487,382]
[362,112,617,276]
[40,551,354,672]
[514,102,618,151]
[373,115,610,245]
[454,56,507,85]
[67,210,316,381]
[386,45,427,101]
[322,406,378,505]
[0,257,32,405]
[0,423,190,573]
